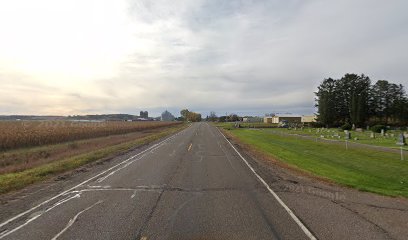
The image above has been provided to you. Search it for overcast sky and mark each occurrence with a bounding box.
[1,0,408,117]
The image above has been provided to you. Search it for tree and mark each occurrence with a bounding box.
[335,73,370,127]
[315,78,337,127]
[180,109,190,120]
[315,73,407,127]
[208,111,217,122]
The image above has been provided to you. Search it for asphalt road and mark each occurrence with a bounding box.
[0,123,315,240]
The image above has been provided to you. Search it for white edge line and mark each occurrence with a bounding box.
[0,127,188,230]
[51,200,103,240]
[217,127,317,240]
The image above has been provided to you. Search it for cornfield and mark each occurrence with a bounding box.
[0,121,181,151]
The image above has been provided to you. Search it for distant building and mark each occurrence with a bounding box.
[301,115,317,123]
[161,110,175,121]
[264,114,302,124]
[243,117,263,123]
[140,111,148,118]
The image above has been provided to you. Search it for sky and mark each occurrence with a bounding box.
[1,0,408,117]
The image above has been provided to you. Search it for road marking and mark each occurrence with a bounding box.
[188,143,192,151]
[217,127,317,240]
[51,200,103,240]
[0,127,189,236]
[140,237,148,240]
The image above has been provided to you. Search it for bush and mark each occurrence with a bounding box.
[341,123,352,131]
[371,125,386,133]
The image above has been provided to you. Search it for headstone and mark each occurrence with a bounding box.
[366,125,370,131]
[381,129,385,136]
[352,124,356,130]
[391,133,395,138]
[397,133,406,146]
[354,137,358,141]
[370,132,375,138]
[320,135,325,138]
[356,128,363,132]
[345,131,351,140]
[404,132,408,138]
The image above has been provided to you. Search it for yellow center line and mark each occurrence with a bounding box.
[188,143,192,151]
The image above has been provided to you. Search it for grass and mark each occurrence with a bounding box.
[224,128,408,198]
[217,122,407,150]
[0,124,186,194]
[267,127,407,149]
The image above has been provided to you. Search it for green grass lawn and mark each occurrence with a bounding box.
[271,127,408,150]
[216,122,407,150]
[227,128,408,198]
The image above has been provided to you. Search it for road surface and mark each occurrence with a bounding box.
[0,123,314,240]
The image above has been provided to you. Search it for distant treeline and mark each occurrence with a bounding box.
[315,73,408,127]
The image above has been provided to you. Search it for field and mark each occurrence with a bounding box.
[0,121,185,194]
[0,121,180,151]
[220,127,408,198]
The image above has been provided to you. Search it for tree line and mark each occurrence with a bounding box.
[316,73,408,127]
[180,109,202,122]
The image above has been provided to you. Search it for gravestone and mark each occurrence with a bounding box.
[354,137,359,141]
[345,131,351,140]
[366,125,370,131]
[381,129,385,136]
[404,132,408,138]
[370,132,375,138]
[352,124,356,130]
[391,133,395,138]
[356,128,363,132]
[397,133,406,146]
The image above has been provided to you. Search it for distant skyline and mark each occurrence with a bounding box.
[1,0,408,117]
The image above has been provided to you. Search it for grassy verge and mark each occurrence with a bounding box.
[0,124,186,194]
[223,128,408,198]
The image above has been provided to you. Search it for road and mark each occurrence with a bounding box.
[0,123,314,240]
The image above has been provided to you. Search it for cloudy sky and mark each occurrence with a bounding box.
[1,0,408,117]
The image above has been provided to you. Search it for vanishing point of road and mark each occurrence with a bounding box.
[0,123,315,240]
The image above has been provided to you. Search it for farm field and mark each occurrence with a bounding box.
[220,127,408,198]
[0,120,180,151]
[0,121,185,194]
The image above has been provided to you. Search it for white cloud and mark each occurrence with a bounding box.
[1,0,407,116]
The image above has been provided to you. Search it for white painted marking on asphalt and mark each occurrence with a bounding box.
[51,200,103,240]
[0,127,190,237]
[0,193,81,239]
[216,126,317,240]
[45,194,81,213]
[87,185,110,189]
[188,143,192,151]
[131,190,137,199]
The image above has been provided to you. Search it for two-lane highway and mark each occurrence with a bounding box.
[0,123,314,240]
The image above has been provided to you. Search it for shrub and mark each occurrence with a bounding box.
[341,123,352,131]
[371,125,386,133]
